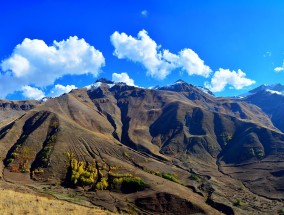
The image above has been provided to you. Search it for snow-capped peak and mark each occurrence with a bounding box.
[265,89,284,96]
[238,83,284,98]
[196,86,215,96]
[249,83,284,94]
[85,81,115,90]
[157,79,188,90]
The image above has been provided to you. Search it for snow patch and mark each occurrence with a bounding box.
[85,82,115,90]
[197,86,214,96]
[266,89,284,95]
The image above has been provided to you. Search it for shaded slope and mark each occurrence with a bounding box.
[0,88,219,214]
[1,81,284,213]
[243,89,284,132]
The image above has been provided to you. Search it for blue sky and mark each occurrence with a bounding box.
[1,0,284,100]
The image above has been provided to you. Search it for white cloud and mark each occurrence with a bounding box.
[112,72,135,86]
[21,85,45,100]
[50,84,77,97]
[179,49,211,77]
[205,68,255,92]
[274,66,284,72]
[141,10,148,17]
[0,36,105,98]
[110,30,211,80]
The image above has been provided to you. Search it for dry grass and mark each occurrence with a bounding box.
[0,188,111,215]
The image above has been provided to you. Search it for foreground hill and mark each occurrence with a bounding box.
[1,79,284,214]
[0,181,110,214]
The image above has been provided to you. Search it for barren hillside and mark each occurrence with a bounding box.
[1,80,284,214]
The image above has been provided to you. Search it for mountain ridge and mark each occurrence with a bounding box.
[0,78,284,214]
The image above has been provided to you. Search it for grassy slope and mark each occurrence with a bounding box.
[0,187,111,215]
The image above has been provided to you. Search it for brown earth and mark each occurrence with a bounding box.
[1,81,284,214]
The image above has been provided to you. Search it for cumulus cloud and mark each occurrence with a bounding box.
[274,66,284,72]
[21,85,45,100]
[179,49,211,76]
[0,36,105,98]
[112,72,135,86]
[110,30,211,80]
[49,84,77,97]
[205,68,255,92]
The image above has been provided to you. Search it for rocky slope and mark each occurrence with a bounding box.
[241,84,284,133]
[1,80,284,214]
[0,99,40,122]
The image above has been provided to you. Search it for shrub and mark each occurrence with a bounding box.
[248,148,255,157]
[255,149,265,159]
[68,158,97,187]
[109,174,146,193]
[121,177,145,193]
[161,173,180,183]
[10,153,19,159]
[233,199,244,207]
[190,173,201,182]
[247,148,265,159]
[96,178,108,190]
[123,152,129,158]
[109,172,132,178]
[142,167,161,176]
[7,158,14,164]
[34,168,44,174]
[39,146,53,159]
[112,177,124,189]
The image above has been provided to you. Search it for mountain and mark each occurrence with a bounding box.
[241,83,284,132]
[1,79,284,214]
[249,83,284,94]
[0,99,41,127]
[156,79,215,96]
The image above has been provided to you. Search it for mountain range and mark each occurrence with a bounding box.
[1,79,284,214]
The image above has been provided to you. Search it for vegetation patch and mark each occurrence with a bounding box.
[65,154,146,193]
[246,148,265,159]
[190,173,201,182]
[109,172,145,193]
[34,116,59,168]
[31,115,59,179]
[160,172,180,183]
[6,146,34,173]
[142,166,181,184]
[95,178,108,190]
[220,133,232,146]
[123,151,129,158]
[121,177,145,193]
[233,199,245,207]
[69,157,97,187]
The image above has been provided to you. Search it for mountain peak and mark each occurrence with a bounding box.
[95,78,114,84]
[155,80,214,96]
[249,83,284,94]
[85,78,115,90]
[174,79,187,84]
[238,83,284,98]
